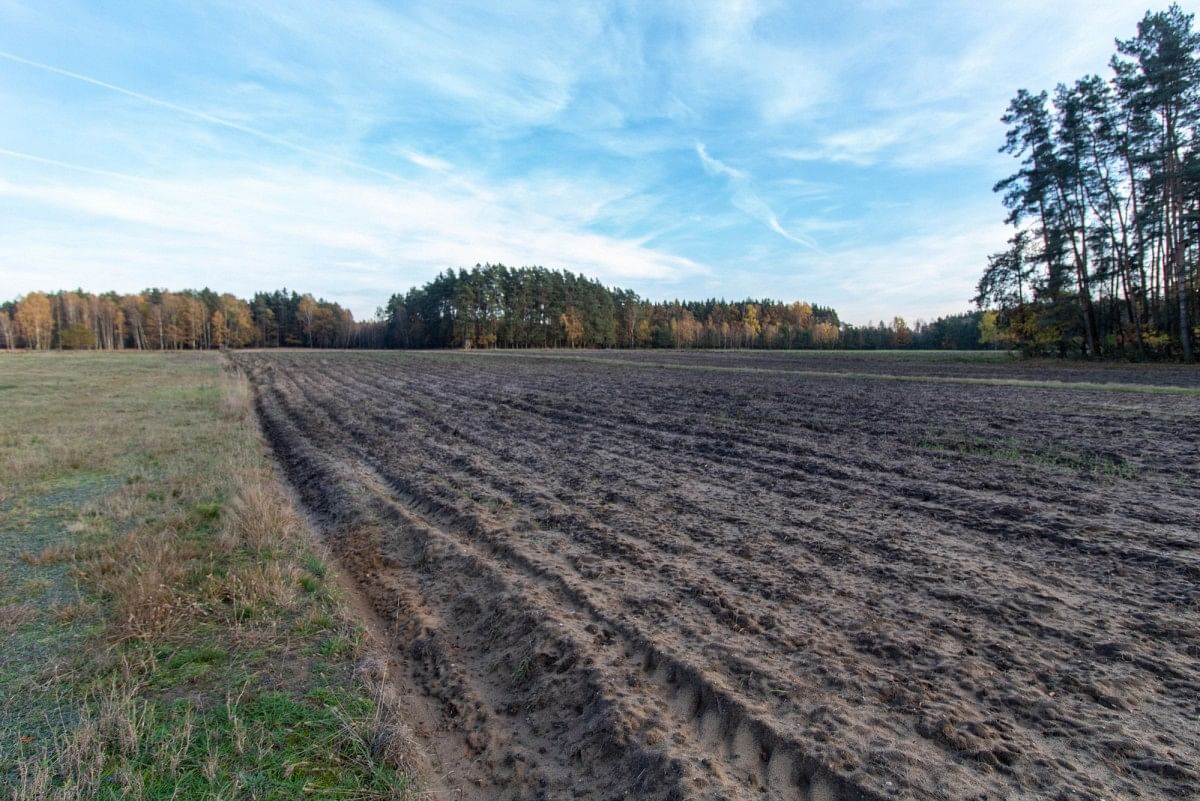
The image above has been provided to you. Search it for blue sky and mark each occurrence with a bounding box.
[0,0,1175,324]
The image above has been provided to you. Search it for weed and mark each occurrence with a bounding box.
[191,500,222,523]
[303,553,329,579]
[512,654,537,686]
[919,435,1140,480]
[19,578,53,597]
[319,634,358,659]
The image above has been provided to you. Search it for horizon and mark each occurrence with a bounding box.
[0,0,1177,326]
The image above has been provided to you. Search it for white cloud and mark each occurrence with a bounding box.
[799,218,1011,324]
[232,1,608,132]
[696,143,819,250]
[0,152,710,317]
[403,151,453,172]
[695,142,745,179]
[0,0,1168,325]
[783,0,1160,172]
[779,109,1002,170]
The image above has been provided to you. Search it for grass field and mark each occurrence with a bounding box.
[0,353,416,800]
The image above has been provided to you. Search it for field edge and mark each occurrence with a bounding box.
[1,352,422,800]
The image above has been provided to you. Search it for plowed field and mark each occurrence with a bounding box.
[235,350,1200,801]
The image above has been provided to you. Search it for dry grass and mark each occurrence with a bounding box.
[51,601,94,625]
[209,560,304,613]
[0,602,39,632]
[19,543,73,566]
[218,366,253,421]
[49,367,310,642]
[218,482,304,556]
[13,678,290,801]
[81,531,189,641]
[14,681,147,801]
[1,439,97,492]
[11,675,415,799]
[1,354,418,799]
[349,657,425,779]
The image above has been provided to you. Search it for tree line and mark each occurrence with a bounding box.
[977,4,1200,360]
[1,273,987,352]
[385,264,843,349]
[384,264,985,350]
[0,289,385,350]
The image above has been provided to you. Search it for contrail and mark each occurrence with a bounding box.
[696,142,822,252]
[0,49,402,181]
[0,145,297,216]
[0,146,166,185]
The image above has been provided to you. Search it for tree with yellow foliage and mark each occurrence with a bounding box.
[297,295,318,347]
[0,308,15,349]
[217,294,255,347]
[812,321,840,348]
[560,307,584,348]
[15,292,52,349]
[743,304,761,346]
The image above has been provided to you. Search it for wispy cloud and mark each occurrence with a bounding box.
[695,143,819,250]
[777,110,1000,170]
[0,0,1162,323]
[403,151,453,172]
[734,215,1010,324]
[0,48,406,180]
[0,150,710,317]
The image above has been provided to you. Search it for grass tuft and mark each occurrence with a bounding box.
[0,602,39,632]
[20,543,73,566]
[84,530,188,641]
[218,483,303,556]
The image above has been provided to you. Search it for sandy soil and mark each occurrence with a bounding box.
[235,350,1200,800]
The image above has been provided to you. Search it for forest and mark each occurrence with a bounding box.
[386,265,986,350]
[977,4,1200,360]
[0,270,982,352]
[389,264,836,349]
[0,288,384,350]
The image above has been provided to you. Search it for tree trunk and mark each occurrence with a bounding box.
[1175,245,1193,360]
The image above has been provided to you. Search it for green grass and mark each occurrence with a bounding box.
[918,434,1140,480]
[0,353,415,800]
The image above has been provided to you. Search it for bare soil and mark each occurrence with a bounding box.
[569,349,1200,388]
[234,350,1200,801]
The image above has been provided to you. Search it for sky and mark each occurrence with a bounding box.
[0,0,1182,324]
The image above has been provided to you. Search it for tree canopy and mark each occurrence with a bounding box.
[383,264,843,350]
[0,289,379,351]
[977,4,1200,360]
